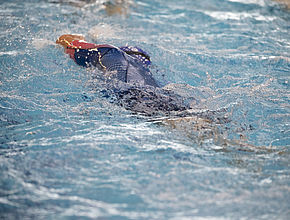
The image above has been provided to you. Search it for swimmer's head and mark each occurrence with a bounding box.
[56,34,85,48]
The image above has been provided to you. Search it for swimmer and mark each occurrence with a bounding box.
[56,34,158,87]
[56,34,195,116]
[56,34,259,149]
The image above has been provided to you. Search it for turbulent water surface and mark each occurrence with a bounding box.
[0,0,289,219]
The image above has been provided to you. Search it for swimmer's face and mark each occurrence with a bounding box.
[56,34,85,48]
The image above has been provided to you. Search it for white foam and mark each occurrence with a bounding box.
[31,38,55,50]
[228,0,266,6]
[88,23,121,40]
[203,11,276,21]
[0,50,19,56]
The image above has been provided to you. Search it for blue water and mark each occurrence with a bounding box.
[0,0,289,219]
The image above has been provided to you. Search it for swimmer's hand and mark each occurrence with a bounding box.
[56,34,85,48]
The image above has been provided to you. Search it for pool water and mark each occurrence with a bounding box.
[0,0,289,219]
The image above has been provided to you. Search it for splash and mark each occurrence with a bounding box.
[88,23,121,40]
[31,38,55,50]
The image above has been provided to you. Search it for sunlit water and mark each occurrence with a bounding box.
[0,0,289,219]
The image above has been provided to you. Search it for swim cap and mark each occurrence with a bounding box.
[56,34,85,48]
